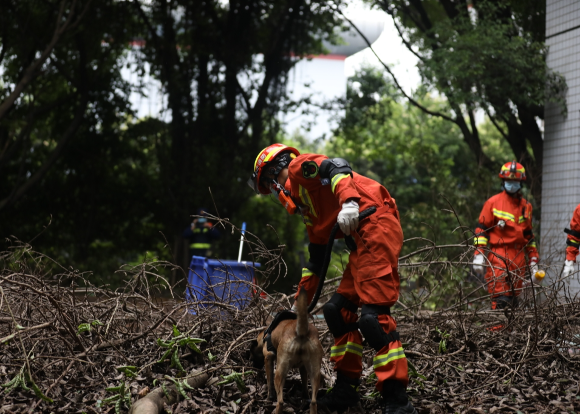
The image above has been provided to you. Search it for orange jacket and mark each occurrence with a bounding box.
[565,204,580,262]
[285,153,399,301]
[286,153,396,245]
[474,191,538,260]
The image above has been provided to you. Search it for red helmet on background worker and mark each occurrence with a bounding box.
[498,160,526,181]
[247,143,300,194]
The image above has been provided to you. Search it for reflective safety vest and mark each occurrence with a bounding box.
[473,190,538,260]
[183,225,220,253]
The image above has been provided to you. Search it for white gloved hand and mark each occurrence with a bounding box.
[563,260,575,278]
[529,259,539,278]
[337,200,359,235]
[498,220,506,229]
[472,254,485,276]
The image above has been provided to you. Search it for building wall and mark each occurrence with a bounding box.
[542,0,580,290]
[284,56,347,140]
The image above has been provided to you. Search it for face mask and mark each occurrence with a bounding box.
[504,181,521,194]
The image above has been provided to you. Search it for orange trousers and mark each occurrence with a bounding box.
[301,204,409,391]
[484,245,527,309]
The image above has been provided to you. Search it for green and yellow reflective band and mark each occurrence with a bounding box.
[492,208,515,222]
[518,216,526,223]
[474,236,488,246]
[304,216,313,226]
[190,243,211,249]
[331,173,350,193]
[570,239,580,246]
[299,185,318,218]
[330,341,363,358]
[302,268,315,278]
[373,347,406,369]
[528,241,537,248]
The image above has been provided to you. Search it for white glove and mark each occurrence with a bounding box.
[529,259,538,278]
[498,220,506,229]
[473,254,485,276]
[563,260,575,278]
[337,200,359,235]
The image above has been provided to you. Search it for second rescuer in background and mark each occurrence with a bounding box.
[247,143,417,414]
[472,161,539,310]
[562,203,580,279]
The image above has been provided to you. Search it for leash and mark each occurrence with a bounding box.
[307,206,377,313]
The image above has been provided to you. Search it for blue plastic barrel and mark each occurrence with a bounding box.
[185,256,261,313]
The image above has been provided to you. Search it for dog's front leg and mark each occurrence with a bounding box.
[264,351,276,401]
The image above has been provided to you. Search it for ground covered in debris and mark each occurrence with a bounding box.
[2,245,580,414]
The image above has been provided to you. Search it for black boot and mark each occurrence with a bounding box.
[318,372,360,413]
[382,380,417,414]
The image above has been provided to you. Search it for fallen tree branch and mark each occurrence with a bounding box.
[128,370,209,414]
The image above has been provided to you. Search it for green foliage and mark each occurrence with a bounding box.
[410,1,565,115]
[435,327,451,354]
[77,320,103,334]
[103,381,131,414]
[116,366,138,379]
[369,0,564,202]
[216,371,255,393]
[156,325,206,372]
[2,364,53,403]
[407,360,427,389]
[161,375,195,400]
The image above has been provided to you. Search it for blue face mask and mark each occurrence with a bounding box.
[504,181,521,194]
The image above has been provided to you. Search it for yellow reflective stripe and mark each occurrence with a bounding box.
[263,151,278,163]
[299,184,317,218]
[190,243,211,249]
[474,237,488,246]
[373,347,406,369]
[528,241,537,248]
[304,216,313,226]
[302,268,315,278]
[518,216,526,223]
[331,174,350,193]
[501,165,525,173]
[330,342,363,357]
[493,208,515,222]
[569,239,580,246]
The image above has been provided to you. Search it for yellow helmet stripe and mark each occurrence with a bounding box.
[501,165,525,173]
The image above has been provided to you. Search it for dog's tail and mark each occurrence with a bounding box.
[295,287,309,338]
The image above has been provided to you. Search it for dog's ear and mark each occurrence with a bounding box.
[249,339,265,369]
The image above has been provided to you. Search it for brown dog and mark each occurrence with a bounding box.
[250,289,323,414]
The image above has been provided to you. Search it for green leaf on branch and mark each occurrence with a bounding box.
[104,381,131,413]
[216,371,255,393]
[2,365,53,403]
[116,366,138,378]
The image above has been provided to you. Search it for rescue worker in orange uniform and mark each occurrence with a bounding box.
[247,144,417,414]
[562,204,580,278]
[472,161,539,310]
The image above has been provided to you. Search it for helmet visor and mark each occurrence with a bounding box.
[247,175,261,194]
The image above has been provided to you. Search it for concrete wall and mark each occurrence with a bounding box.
[541,0,580,291]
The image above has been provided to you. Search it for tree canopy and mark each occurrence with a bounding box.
[364,0,566,203]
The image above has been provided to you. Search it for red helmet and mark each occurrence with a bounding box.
[247,143,300,194]
[499,160,526,181]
